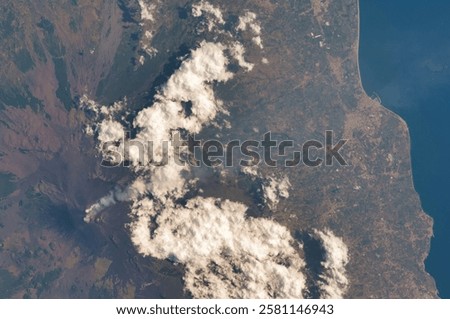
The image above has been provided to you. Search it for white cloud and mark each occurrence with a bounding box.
[237,12,257,32]
[229,42,254,71]
[133,41,232,152]
[138,0,158,59]
[138,55,146,65]
[127,41,234,201]
[252,35,263,48]
[278,176,291,198]
[85,40,237,212]
[241,165,259,178]
[79,95,126,118]
[148,158,191,202]
[315,229,349,299]
[262,175,291,210]
[91,40,233,169]
[138,0,155,21]
[237,12,264,49]
[130,196,306,298]
[83,22,315,298]
[141,31,158,58]
[97,119,123,144]
[79,95,128,156]
[192,0,225,31]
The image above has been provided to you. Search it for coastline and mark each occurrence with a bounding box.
[354,0,438,297]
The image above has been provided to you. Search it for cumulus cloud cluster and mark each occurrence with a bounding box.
[240,167,292,210]
[84,22,306,297]
[130,197,306,298]
[80,95,126,137]
[229,42,254,71]
[83,2,349,299]
[315,229,350,298]
[80,95,125,118]
[262,175,291,210]
[138,0,158,64]
[237,12,264,49]
[192,0,225,31]
[138,0,154,21]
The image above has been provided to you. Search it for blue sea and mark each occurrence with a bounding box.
[359,1,450,298]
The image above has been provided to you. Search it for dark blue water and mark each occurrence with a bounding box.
[359,1,450,298]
